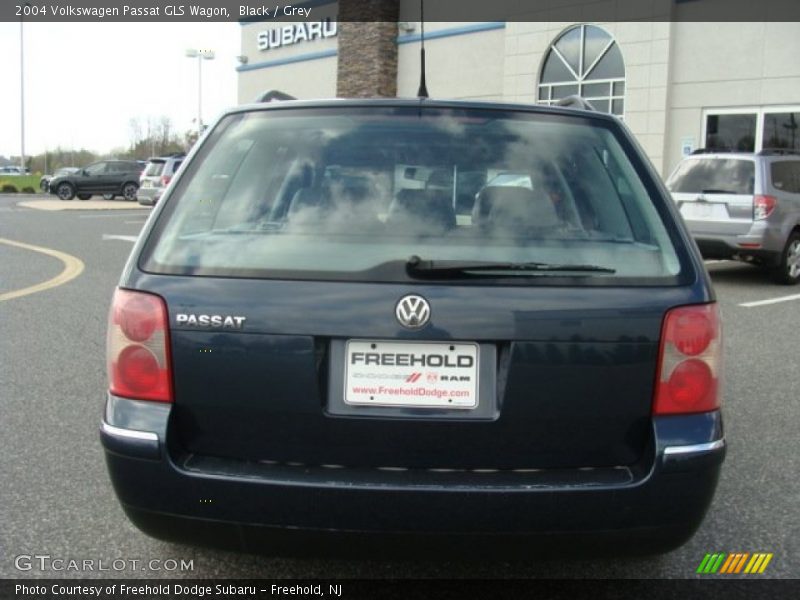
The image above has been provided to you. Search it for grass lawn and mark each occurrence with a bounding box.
[0,175,42,193]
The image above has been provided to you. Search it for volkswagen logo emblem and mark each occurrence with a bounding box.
[395,295,431,329]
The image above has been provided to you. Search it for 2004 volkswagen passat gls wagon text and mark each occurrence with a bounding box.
[101,99,725,556]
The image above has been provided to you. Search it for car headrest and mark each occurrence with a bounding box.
[327,176,375,205]
[387,189,456,233]
[287,188,330,223]
[474,186,560,231]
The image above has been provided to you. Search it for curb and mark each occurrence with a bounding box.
[17,199,148,211]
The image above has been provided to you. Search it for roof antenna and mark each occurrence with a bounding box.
[416,0,429,98]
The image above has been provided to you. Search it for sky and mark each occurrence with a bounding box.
[0,21,240,159]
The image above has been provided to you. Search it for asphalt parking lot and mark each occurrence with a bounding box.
[0,193,797,580]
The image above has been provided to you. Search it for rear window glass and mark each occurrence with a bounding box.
[667,158,755,195]
[144,161,165,176]
[142,107,682,283]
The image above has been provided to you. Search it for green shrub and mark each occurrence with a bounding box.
[1,183,18,193]
[22,186,36,193]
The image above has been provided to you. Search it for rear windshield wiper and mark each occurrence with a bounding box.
[406,255,616,277]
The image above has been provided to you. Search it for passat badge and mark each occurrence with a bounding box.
[395,295,430,329]
[176,313,246,329]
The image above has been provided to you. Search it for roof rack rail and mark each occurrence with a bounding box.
[555,95,596,111]
[758,148,800,156]
[256,90,297,103]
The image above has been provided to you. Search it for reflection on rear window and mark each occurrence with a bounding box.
[667,158,755,195]
[143,107,681,283]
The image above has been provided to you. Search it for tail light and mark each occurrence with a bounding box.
[160,175,171,187]
[107,288,172,402]
[653,303,721,415]
[754,195,777,220]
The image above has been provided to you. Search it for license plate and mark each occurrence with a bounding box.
[344,340,479,409]
[142,180,152,188]
[681,202,725,220]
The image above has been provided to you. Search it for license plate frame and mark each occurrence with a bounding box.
[344,339,479,410]
[681,202,727,220]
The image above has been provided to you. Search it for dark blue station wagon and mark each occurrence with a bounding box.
[102,99,725,555]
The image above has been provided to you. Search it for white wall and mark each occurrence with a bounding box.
[235,6,800,178]
[664,21,800,174]
[238,55,338,103]
[237,17,339,103]
[503,17,673,174]
[396,24,506,101]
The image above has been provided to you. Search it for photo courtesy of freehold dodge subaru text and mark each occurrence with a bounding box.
[101,97,725,556]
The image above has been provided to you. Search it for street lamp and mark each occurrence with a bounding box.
[19,18,26,174]
[185,48,215,135]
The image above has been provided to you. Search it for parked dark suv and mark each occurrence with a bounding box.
[49,160,141,201]
[102,99,725,556]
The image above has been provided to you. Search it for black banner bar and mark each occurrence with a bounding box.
[2,579,798,600]
[3,0,800,23]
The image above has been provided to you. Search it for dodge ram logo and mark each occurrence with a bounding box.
[395,295,430,329]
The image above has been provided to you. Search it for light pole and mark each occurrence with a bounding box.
[19,18,26,173]
[185,48,215,135]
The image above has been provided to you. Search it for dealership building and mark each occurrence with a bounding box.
[236,0,800,176]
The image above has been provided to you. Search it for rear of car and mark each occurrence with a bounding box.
[102,100,724,556]
[667,152,800,283]
[138,156,184,206]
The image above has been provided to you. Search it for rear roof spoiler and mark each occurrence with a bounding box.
[146,153,186,161]
[256,90,297,103]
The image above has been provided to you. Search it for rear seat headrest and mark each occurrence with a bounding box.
[387,189,456,233]
[474,186,561,230]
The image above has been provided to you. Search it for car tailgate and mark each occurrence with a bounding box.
[134,276,705,471]
[673,191,754,235]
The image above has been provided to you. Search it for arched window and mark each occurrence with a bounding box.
[538,24,625,117]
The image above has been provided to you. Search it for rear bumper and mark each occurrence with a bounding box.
[136,187,162,206]
[687,221,785,262]
[101,395,725,555]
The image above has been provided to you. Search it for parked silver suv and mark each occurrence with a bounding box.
[138,154,184,206]
[667,149,800,284]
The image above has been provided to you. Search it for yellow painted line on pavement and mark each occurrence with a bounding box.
[0,237,85,302]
